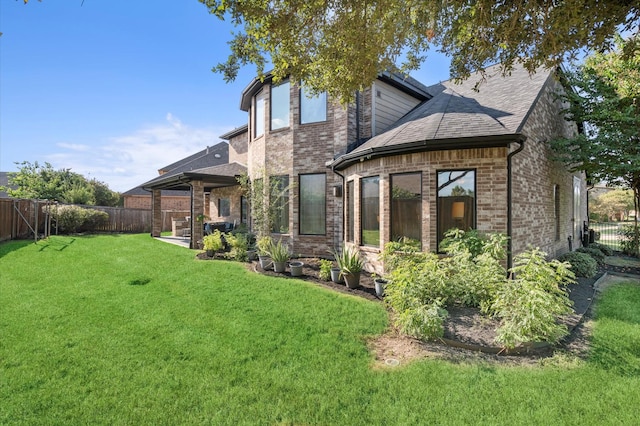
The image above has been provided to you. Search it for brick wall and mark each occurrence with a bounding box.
[124,194,190,211]
[511,74,587,258]
[209,186,244,225]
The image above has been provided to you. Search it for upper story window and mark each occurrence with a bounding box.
[300,86,327,124]
[271,81,290,130]
[255,90,265,138]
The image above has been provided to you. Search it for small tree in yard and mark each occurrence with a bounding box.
[551,35,640,257]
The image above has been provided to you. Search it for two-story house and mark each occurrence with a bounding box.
[144,64,587,270]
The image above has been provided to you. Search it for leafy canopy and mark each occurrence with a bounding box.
[3,161,121,206]
[199,0,639,102]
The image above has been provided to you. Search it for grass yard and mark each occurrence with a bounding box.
[1,235,640,425]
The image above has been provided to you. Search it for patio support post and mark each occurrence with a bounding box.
[151,189,162,237]
[191,180,205,249]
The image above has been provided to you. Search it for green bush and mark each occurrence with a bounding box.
[492,248,575,349]
[619,224,640,257]
[588,242,613,256]
[49,205,108,234]
[557,251,598,278]
[318,259,332,281]
[225,232,250,262]
[576,247,606,265]
[396,301,448,340]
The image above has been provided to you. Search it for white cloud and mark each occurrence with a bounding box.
[45,114,235,193]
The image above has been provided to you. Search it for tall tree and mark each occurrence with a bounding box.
[199,0,639,102]
[551,35,640,255]
[2,161,121,206]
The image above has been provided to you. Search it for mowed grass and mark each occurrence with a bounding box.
[1,235,640,425]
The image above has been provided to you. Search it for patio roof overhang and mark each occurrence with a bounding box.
[141,162,246,192]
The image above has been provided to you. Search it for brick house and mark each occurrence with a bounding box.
[145,64,587,268]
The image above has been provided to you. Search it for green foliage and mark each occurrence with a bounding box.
[199,0,638,104]
[380,237,422,272]
[256,235,273,256]
[619,224,640,257]
[577,247,606,265]
[224,232,250,262]
[551,36,640,258]
[3,161,120,206]
[590,189,635,221]
[48,205,109,234]
[319,259,333,281]
[333,245,364,275]
[396,301,448,341]
[557,251,599,278]
[237,170,293,237]
[440,228,488,258]
[267,239,290,263]
[492,249,575,349]
[589,242,614,256]
[203,230,224,252]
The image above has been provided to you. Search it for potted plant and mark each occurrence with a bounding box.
[289,260,304,277]
[202,230,224,257]
[334,245,364,289]
[268,239,290,273]
[372,273,387,297]
[256,235,273,269]
[330,267,344,284]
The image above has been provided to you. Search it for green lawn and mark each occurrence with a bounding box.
[1,235,640,425]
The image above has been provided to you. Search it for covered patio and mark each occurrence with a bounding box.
[142,162,246,249]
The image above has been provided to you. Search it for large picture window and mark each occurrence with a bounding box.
[270,175,289,233]
[361,176,380,247]
[299,174,326,235]
[241,195,248,224]
[271,81,290,130]
[255,91,265,138]
[437,170,476,248]
[218,198,230,217]
[347,180,354,242]
[391,173,422,244]
[300,86,327,124]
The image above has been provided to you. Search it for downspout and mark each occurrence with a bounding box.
[507,138,526,271]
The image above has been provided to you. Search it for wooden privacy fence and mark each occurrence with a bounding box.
[0,198,190,242]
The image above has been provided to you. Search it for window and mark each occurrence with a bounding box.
[271,81,290,130]
[299,174,326,235]
[218,198,230,217]
[300,86,327,124]
[437,170,476,247]
[270,175,289,233]
[255,90,265,138]
[347,180,354,242]
[554,185,560,241]
[391,173,422,244]
[361,176,380,247]
[241,195,248,224]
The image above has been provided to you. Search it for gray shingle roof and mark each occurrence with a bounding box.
[338,64,553,167]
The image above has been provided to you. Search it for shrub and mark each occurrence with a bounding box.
[588,242,613,256]
[576,247,606,265]
[492,248,575,349]
[439,228,488,258]
[49,205,108,234]
[395,301,448,340]
[333,245,363,275]
[619,224,640,257]
[319,259,332,281]
[225,232,250,262]
[203,230,224,253]
[557,251,598,278]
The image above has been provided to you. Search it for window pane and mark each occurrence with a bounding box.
[218,198,230,217]
[391,173,421,244]
[270,175,289,233]
[347,180,354,242]
[299,174,326,235]
[361,176,380,246]
[255,91,265,137]
[241,196,248,224]
[300,86,327,124]
[271,81,290,130]
[437,170,476,246]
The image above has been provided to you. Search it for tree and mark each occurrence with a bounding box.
[2,161,121,206]
[199,0,639,102]
[590,189,635,222]
[551,35,640,256]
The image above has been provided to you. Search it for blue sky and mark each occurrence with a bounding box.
[0,1,451,192]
